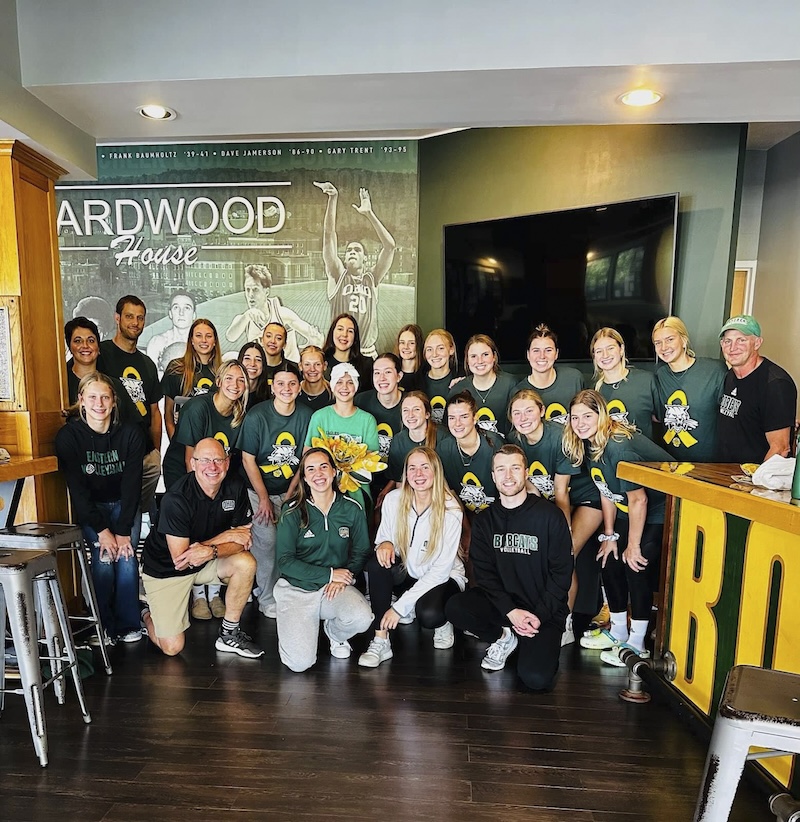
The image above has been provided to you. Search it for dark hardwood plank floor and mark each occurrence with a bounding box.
[0,607,774,821]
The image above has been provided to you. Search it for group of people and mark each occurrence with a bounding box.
[56,294,797,691]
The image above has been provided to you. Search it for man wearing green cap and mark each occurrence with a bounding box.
[717,314,797,464]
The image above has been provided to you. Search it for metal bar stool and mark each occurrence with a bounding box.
[0,548,92,767]
[694,665,800,821]
[0,523,112,675]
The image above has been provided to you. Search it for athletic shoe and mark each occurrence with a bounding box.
[323,621,352,659]
[191,597,212,620]
[590,603,610,630]
[481,629,518,671]
[358,637,393,667]
[215,628,264,659]
[433,622,455,650]
[599,643,651,667]
[261,601,277,619]
[561,614,575,647]
[88,632,115,648]
[209,595,226,618]
[119,629,143,643]
[579,628,619,650]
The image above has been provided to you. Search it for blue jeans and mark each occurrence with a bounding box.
[81,502,142,639]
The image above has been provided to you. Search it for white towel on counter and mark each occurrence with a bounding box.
[751,454,796,491]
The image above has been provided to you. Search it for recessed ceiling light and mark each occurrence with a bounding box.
[138,104,177,121]
[618,89,662,108]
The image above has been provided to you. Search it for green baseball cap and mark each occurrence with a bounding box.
[719,314,762,338]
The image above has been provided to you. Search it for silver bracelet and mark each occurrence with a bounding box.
[598,532,620,542]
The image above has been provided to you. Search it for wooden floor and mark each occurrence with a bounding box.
[1,608,774,821]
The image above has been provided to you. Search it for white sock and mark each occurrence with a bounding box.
[628,619,649,652]
[609,611,629,642]
[207,583,221,599]
[192,585,205,601]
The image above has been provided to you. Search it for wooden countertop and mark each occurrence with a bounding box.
[617,461,800,533]
[0,455,58,483]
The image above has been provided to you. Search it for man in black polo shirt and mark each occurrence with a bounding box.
[717,315,797,464]
[141,438,263,658]
[98,295,163,514]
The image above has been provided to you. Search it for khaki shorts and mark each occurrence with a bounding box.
[143,560,225,638]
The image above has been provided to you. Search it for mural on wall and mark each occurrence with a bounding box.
[56,140,418,372]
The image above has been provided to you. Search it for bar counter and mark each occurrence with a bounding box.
[618,460,799,792]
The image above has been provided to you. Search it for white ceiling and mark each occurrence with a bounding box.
[4,0,800,174]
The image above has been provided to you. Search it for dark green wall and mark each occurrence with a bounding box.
[418,124,745,359]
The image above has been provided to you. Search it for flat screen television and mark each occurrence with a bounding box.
[443,194,679,364]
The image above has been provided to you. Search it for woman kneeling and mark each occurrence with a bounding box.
[275,448,373,672]
[359,447,466,667]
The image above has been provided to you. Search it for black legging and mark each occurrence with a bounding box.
[601,521,663,621]
[365,553,460,633]
[445,588,563,691]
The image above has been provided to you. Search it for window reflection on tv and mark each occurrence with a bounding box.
[443,194,678,363]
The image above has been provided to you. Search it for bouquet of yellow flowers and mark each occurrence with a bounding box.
[311,429,387,493]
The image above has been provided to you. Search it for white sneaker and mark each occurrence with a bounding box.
[323,621,352,659]
[433,622,455,650]
[119,629,143,643]
[481,628,518,671]
[358,636,393,667]
[561,613,575,647]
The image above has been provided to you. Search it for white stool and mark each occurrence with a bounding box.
[0,548,92,767]
[694,665,800,821]
[0,523,112,675]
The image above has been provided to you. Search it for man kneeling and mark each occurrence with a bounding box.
[141,437,263,658]
[445,445,572,690]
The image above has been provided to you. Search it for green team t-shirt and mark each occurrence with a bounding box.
[423,371,456,426]
[449,371,518,438]
[598,368,656,440]
[653,357,726,462]
[386,426,448,483]
[162,393,241,490]
[588,432,671,524]
[439,433,503,513]
[509,420,577,500]
[513,366,585,425]
[238,400,313,495]
[354,390,404,460]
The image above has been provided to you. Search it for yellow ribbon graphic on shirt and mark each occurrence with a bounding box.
[460,471,494,512]
[261,432,298,479]
[606,399,628,419]
[376,422,394,457]
[545,402,567,422]
[590,466,628,514]
[476,407,499,433]
[214,432,230,450]
[430,396,446,423]
[662,390,699,449]
[122,366,147,416]
[527,460,554,499]
[196,377,214,392]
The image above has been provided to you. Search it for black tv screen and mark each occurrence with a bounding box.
[443,194,678,363]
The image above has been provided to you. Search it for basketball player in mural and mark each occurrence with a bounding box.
[146,290,196,375]
[314,182,397,358]
[225,264,323,362]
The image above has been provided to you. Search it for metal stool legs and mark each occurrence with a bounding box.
[74,543,113,675]
[0,549,91,767]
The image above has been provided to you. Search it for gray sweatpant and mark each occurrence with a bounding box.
[248,490,285,616]
[273,578,373,672]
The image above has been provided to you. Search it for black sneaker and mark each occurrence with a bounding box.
[215,628,264,659]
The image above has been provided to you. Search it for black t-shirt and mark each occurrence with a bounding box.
[717,358,797,464]
[98,340,162,450]
[142,472,252,578]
